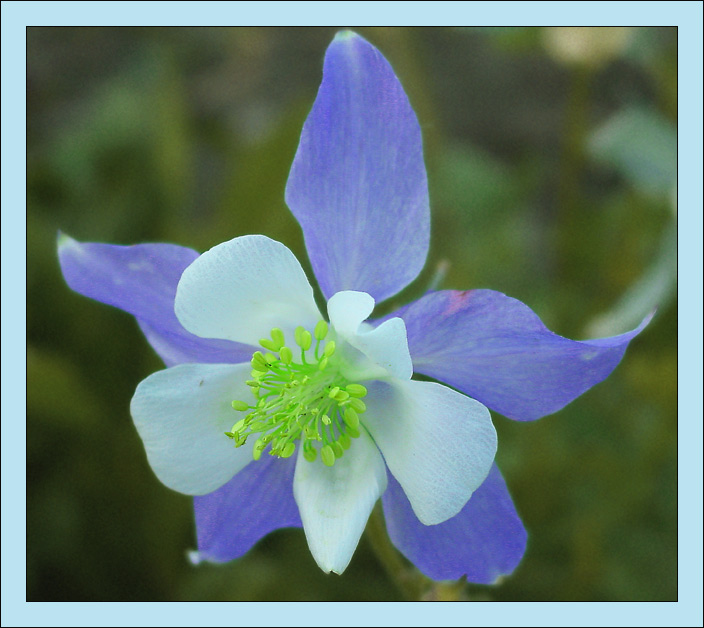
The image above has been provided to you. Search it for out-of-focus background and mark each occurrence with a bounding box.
[27,26,676,601]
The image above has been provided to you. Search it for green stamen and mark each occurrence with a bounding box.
[321,444,336,467]
[270,328,285,350]
[228,321,368,467]
[343,407,360,430]
[294,326,312,351]
[338,431,352,450]
[314,320,329,340]
[279,346,293,364]
[259,338,279,352]
[346,384,367,398]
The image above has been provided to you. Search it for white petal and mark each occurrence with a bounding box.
[293,431,388,574]
[363,379,496,525]
[328,290,413,380]
[130,363,254,495]
[327,290,375,337]
[175,235,322,347]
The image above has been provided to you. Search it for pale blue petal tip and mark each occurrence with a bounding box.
[187,549,203,565]
[334,30,359,42]
[57,230,75,249]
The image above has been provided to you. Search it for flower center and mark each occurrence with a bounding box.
[226,320,367,466]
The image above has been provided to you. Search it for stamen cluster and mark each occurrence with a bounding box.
[227,320,368,466]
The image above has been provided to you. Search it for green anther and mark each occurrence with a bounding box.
[230,323,367,466]
[348,398,367,413]
[304,447,317,462]
[343,408,360,430]
[314,320,329,340]
[259,338,279,352]
[231,418,247,432]
[270,328,285,350]
[294,326,313,351]
[279,346,293,364]
[251,361,267,374]
[345,384,368,398]
[321,444,336,467]
[253,438,266,461]
[346,424,361,438]
[333,390,350,402]
[251,351,269,372]
[279,442,296,458]
[294,326,304,347]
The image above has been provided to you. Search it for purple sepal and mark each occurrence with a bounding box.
[285,31,429,303]
[382,463,527,584]
[393,289,652,421]
[193,454,301,563]
[58,235,255,366]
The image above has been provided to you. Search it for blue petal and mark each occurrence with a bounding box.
[193,454,301,563]
[382,464,527,584]
[286,31,430,303]
[57,234,255,366]
[393,289,651,421]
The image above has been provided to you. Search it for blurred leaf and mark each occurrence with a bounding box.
[623,27,676,70]
[586,220,676,337]
[435,144,518,224]
[588,106,676,198]
[39,43,192,241]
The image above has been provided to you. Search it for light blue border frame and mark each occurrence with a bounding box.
[5,2,701,626]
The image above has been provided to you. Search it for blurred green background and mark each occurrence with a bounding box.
[27,26,676,601]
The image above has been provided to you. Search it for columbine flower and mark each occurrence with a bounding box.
[58,31,649,582]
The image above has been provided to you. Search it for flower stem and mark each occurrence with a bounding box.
[365,502,473,601]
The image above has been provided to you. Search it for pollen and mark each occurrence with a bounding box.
[226,321,367,466]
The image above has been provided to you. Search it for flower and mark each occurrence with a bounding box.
[58,31,649,583]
